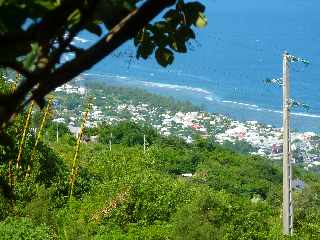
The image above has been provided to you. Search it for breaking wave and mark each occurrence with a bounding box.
[84,73,212,95]
[220,99,320,119]
[139,81,211,95]
[221,100,259,109]
[205,96,214,101]
[83,72,320,120]
[83,73,129,80]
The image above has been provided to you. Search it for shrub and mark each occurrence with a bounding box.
[0,217,55,240]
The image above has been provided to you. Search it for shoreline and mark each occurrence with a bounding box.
[55,80,320,165]
[81,72,320,133]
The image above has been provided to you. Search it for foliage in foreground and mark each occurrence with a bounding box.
[1,117,320,239]
[0,0,207,125]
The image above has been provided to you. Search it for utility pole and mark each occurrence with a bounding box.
[282,51,293,235]
[56,124,59,143]
[109,133,112,151]
[267,52,309,236]
[56,101,61,143]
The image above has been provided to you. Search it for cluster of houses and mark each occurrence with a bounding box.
[215,120,320,164]
[55,83,87,95]
[53,83,320,167]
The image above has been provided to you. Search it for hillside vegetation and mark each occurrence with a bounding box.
[1,76,320,239]
[1,118,320,239]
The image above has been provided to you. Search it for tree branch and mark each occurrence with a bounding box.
[33,0,176,100]
[0,0,176,126]
[0,0,88,57]
[46,0,99,71]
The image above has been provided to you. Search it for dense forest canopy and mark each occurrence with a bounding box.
[0,0,207,126]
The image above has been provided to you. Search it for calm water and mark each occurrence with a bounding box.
[76,0,320,132]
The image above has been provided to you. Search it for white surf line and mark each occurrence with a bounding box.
[221,100,320,118]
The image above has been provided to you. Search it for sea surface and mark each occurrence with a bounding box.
[74,0,320,132]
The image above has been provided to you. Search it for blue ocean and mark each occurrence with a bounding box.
[76,0,320,132]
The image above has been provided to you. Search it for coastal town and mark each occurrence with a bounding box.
[54,82,320,169]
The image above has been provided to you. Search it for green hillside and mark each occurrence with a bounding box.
[1,118,320,239]
[1,76,320,239]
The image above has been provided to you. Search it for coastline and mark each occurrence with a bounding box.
[55,79,320,166]
[82,72,320,133]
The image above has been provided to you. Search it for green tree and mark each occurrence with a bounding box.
[0,0,207,125]
[98,121,159,146]
[221,140,257,154]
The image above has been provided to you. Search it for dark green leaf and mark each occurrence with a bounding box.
[155,47,174,67]
[178,26,195,40]
[137,41,155,59]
